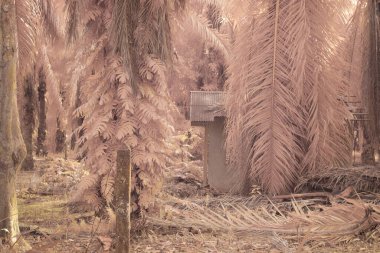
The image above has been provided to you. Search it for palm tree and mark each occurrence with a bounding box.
[0,0,29,249]
[65,0,178,216]
[0,0,59,247]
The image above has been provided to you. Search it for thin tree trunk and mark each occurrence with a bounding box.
[362,125,375,164]
[71,81,82,150]
[55,117,66,153]
[0,0,29,249]
[21,74,35,170]
[36,67,47,156]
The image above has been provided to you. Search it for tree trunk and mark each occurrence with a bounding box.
[36,67,47,156]
[71,81,83,150]
[21,74,35,170]
[55,117,66,153]
[0,0,29,250]
[361,125,375,164]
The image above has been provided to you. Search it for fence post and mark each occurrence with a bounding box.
[115,149,131,253]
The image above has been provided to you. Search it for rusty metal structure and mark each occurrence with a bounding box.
[190,91,226,124]
[189,91,233,192]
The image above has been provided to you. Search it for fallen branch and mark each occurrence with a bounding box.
[296,166,380,193]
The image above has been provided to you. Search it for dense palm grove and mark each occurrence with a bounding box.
[0,0,379,252]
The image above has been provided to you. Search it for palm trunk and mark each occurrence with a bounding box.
[36,67,47,156]
[55,117,66,153]
[70,81,83,150]
[21,74,35,170]
[0,0,29,249]
[363,0,380,163]
[361,125,375,164]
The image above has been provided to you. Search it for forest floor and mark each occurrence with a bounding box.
[14,153,380,253]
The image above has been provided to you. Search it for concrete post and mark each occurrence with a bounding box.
[115,149,131,253]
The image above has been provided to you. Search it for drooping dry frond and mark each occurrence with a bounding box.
[301,0,353,173]
[65,0,84,44]
[296,165,380,193]
[226,1,305,195]
[186,12,230,58]
[345,1,367,101]
[16,0,37,74]
[226,0,355,195]
[151,196,380,243]
[38,0,62,39]
[41,46,63,114]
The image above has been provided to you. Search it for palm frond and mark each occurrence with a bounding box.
[296,165,380,193]
[226,0,355,194]
[41,46,63,114]
[65,0,83,44]
[150,196,380,243]
[186,12,230,58]
[226,1,305,195]
[16,0,37,74]
[301,0,353,173]
[38,0,62,39]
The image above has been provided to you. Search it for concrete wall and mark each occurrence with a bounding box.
[205,117,233,192]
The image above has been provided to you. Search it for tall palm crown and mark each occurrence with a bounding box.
[66,0,179,213]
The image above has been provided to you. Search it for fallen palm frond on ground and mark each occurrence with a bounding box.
[296,166,380,194]
[149,194,380,245]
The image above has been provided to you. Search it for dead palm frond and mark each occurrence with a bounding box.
[150,196,380,244]
[38,0,62,39]
[300,0,352,173]
[296,165,380,194]
[186,12,230,58]
[16,0,64,75]
[226,0,355,195]
[226,0,307,195]
[16,0,37,73]
[65,0,83,44]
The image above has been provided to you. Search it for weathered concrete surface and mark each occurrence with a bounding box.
[204,117,233,192]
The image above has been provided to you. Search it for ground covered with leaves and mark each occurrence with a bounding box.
[13,151,380,252]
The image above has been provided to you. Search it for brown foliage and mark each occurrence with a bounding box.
[225,0,356,195]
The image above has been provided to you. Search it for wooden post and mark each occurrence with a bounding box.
[115,149,131,253]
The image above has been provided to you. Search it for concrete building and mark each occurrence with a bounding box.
[190,91,233,192]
